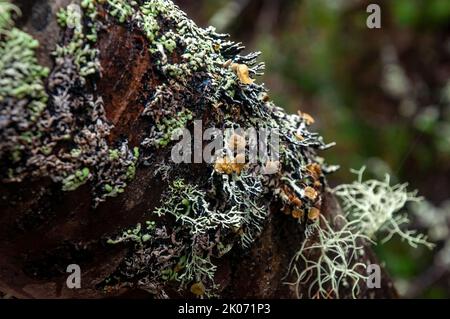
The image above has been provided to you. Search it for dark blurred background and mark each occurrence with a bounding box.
[174,0,450,298]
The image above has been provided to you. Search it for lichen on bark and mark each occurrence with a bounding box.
[1,0,392,299]
[1,0,138,205]
[93,0,334,297]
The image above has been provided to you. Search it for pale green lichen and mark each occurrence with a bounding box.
[101,0,332,297]
[0,15,49,120]
[154,179,244,235]
[55,2,100,78]
[107,221,156,245]
[285,168,435,299]
[0,0,334,298]
[106,176,266,296]
[104,0,264,97]
[0,1,50,179]
[334,167,434,249]
[0,0,18,31]
[62,167,90,191]
[286,215,371,299]
[153,110,193,148]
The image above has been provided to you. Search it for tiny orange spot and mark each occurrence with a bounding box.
[308,207,320,221]
[304,186,318,201]
[298,111,315,125]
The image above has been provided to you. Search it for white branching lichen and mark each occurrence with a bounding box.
[286,215,370,299]
[154,179,244,235]
[334,167,434,249]
[286,168,435,299]
[217,171,268,248]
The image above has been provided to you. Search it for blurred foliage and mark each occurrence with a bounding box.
[175,0,450,298]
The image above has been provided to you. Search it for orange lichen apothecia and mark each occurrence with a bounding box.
[292,209,304,219]
[298,111,315,126]
[308,207,321,221]
[231,63,254,85]
[303,186,318,201]
[306,163,322,180]
[214,155,246,175]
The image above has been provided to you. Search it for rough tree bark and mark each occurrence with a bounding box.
[0,0,397,299]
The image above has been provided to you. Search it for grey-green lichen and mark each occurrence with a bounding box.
[152,109,193,148]
[1,1,50,178]
[55,2,100,78]
[1,0,139,205]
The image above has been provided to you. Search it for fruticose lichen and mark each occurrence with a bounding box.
[1,0,437,300]
[285,215,371,299]
[285,168,434,299]
[334,167,434,249]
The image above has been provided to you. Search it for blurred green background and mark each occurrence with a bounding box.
[175,0,450,298]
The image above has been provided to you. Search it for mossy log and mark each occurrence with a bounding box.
[0,0,397,299]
